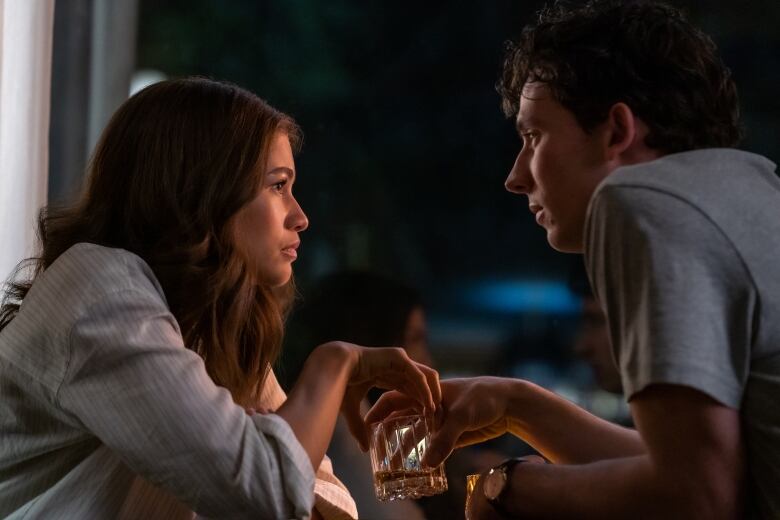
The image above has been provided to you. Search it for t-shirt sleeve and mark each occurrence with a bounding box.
[585,184,755,408]
[58,288,315,519]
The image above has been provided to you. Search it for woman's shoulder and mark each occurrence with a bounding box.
[35,243,168,310]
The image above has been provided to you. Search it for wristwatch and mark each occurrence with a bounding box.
[483,458,525,516]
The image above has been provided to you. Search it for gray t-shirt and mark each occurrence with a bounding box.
[584,148,780,519]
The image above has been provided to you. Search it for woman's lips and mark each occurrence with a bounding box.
[281,247,298,259]
[281,242,299,259]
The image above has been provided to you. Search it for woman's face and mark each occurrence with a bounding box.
[232,132,309,287]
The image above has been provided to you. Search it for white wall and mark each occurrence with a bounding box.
[0,0,55,281]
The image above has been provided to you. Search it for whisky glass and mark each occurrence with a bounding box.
[369,414,448,501]
[464,473,481,519]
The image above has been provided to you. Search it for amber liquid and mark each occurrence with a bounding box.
[373,469,448,501]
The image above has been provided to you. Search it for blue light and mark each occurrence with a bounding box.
[464,279,580,314]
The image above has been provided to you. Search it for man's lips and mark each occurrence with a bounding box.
[529,203,544,225]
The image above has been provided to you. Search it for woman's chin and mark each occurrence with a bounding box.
[258,266,293,288]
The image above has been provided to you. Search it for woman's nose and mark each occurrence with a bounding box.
[288,198,309,232]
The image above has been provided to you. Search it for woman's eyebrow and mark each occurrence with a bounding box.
[266,166,295,179]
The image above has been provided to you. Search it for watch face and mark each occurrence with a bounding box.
[483,467,507,501]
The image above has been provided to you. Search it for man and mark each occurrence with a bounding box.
[367,1,780,517]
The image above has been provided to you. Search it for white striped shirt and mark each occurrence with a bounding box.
[0,243,357,519]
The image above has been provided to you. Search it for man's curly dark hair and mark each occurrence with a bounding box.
[498,0,743,153]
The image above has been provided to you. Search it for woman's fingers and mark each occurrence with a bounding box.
[403,361,436,412]
[342,383,371,451]
[370,348,435,412]
[385,407,421,421]
[364,391,418,425]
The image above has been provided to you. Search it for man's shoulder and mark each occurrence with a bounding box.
[589,148,779,226]
[599,148,777,198]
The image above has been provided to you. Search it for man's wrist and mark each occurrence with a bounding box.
[503,379,534,435]
[484,457,527,517]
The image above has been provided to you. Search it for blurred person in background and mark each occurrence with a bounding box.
[369,1,780,518]
[568,259,631,426]
[282,270,504,519]
[567,260,622,395]
[0,78,441,520]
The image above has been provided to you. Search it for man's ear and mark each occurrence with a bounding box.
[604,102,637,162]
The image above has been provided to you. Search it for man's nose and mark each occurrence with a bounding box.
[505,151,532,194]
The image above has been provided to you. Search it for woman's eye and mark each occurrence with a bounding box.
[272,180,287,192]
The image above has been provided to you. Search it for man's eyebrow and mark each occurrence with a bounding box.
[266,166,295,179]
[515,116,542,133]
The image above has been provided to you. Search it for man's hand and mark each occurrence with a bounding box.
[366,377,513,466]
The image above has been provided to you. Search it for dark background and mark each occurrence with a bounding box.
[135,0,780,376]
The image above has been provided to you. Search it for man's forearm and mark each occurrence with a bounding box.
[494,453,738,519]
[500,455,687,519]
[505,379,644,463]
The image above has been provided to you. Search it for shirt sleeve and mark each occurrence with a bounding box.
[258,370,358,520]
[585,184,755,408]
[58,288,316,519]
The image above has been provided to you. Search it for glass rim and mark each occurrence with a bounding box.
[369,412,431,429]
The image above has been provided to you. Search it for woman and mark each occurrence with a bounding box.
[0,78,439,519]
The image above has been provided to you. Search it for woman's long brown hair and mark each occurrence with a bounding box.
[0,78,301,405]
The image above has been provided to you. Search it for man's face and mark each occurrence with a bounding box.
[504,82,611,253]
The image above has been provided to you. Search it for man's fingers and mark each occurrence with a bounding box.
[520,454,548,465]
[417,363,442,411]
[422,420,462,467]
[455,430,492,449]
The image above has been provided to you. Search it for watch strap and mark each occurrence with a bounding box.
[485,457,526,517]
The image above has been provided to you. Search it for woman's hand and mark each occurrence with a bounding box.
[278,341,439,471]
[315,343,441,451]
[365,377,513,466]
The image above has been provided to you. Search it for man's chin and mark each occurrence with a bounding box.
[547,229,583,254]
